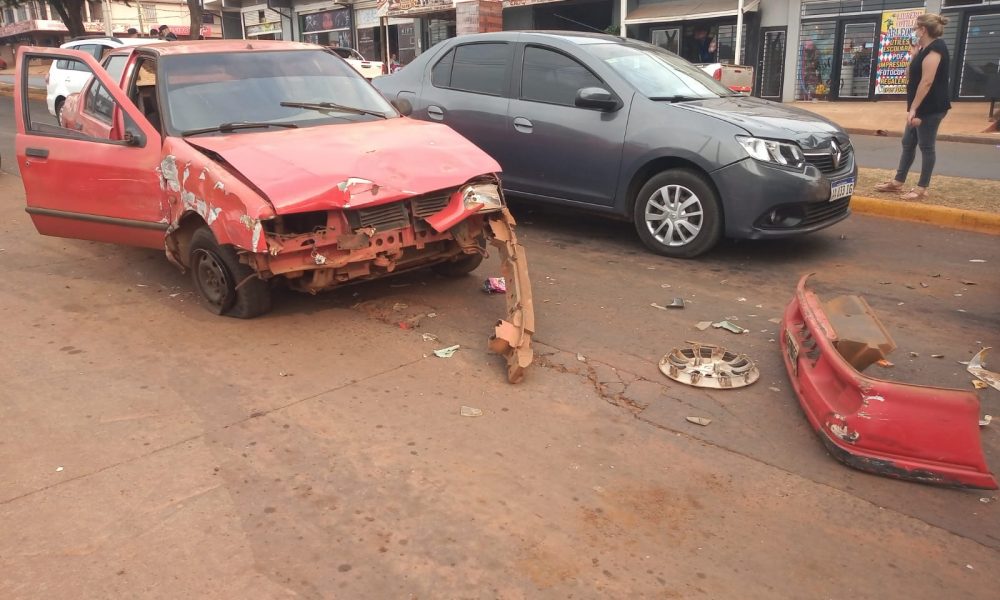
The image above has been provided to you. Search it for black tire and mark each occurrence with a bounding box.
[433,252,484,277]
[188,227,272,319]
[632,168,722,258]
[54,98,65,124]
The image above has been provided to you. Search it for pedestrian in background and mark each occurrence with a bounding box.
[875,13,951,200]
[158,25,178,41]
[149,28,159,38]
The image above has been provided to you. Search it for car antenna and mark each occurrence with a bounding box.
[552,14,606,34]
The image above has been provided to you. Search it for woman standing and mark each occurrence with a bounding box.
[875,14,951,200]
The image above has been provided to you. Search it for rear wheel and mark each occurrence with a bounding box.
[188,227,272,318]
[632,169,722,258]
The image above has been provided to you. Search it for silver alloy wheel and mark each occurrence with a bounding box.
[644,184,704,247]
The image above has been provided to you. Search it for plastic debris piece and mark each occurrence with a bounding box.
[712,320,748,334]
[667,297,685,308]
[931,354,944,358]
[576,353,586,362]
[980,496,995,504]
[909,352,919,357]
[686,416,712,426]
[968,348,1000,392]
[737,297,747,302]
[768,318,782,324]
[980,415,993,427]
[392,302,408,311]
[460,406,483,417]
[973,380,988,390]
[433,345,460,358]
[920,282,929,288]
[650,303,668,311]
[768,386,781,393]
[660,283,672,288]
[483,277,507,294]
[279,371,292,377]
[961,280,978,285]
[426,312,437,318]
[876,359,894,368]
[969,259,986,263]
[695,321,713,331]
[55,466,64,472]
[659,343,759,389]
[421,333,438,342]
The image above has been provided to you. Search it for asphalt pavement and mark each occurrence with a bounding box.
[1,95,998,181]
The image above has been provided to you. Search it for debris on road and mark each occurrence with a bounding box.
[969,259,986,263]
[968,348,1000,392]
[483,277,507,294]
[768,318,782,324]
[667,297,685,308]
[973,380,988,390]
[659,343,759,389]
[392,302,408,311]
[55,466,64,472]
[961,280,977,285]
[980,415,993,427]
[695,321,713,331]
[920,282,929,288]
[576,353,586,362]
[712,320,748,334]
[685,416,712,426]
[433,345,460,358]
[781,274,997,490]
[768,386,781,393]
[486,210,535,384]
[931,354,945,359]
[279,371,292,377]
[421,333,439,342]
[876,359,894,368]
[460,406,483,417]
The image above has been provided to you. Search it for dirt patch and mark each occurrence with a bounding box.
[859,167,1000,213]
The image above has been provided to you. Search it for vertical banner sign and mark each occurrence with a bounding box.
[875,8,925,95]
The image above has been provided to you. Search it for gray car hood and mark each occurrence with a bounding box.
[673,96,846,150]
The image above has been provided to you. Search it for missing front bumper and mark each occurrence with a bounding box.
[486,208,535,384]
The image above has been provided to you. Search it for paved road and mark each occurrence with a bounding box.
[1,95,998,181]
[0,74,47,88]
[1,173,997,597]
[851,133,1000,180]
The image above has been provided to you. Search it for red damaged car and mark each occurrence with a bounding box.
[14,42,534,382]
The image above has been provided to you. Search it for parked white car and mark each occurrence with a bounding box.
[327,46,385,80]
[46,36,159,119]
[697,63,754,94]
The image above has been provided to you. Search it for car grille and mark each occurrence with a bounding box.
[411,193,451,218]
[801,197,851,227]
[347,201,409,232]
[804,142,854,174]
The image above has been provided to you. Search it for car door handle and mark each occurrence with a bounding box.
[25,147,49,159]
[513,117,533,133]
[427,105,444,121]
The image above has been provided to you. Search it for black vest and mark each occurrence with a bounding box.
[907,38,951,117]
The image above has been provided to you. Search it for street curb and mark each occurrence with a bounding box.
[845,127,999,145]
[852,195,1000,235]
[0,84,46,101]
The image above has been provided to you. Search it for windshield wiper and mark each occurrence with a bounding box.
[280,100,387,119]
[648,95,705,103]
[182,122,298,136]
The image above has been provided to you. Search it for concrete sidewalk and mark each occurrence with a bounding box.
[795,100,998,144]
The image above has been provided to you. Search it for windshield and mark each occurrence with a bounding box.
[587,42,734,99]
[161,50,396,134]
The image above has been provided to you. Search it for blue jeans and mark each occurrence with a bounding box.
[894,112,947,188]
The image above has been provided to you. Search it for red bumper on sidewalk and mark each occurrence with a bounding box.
[781,274,997,490]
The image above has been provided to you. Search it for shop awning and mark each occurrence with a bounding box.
[624,0,759,26]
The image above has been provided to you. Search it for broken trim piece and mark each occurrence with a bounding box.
[486,208,534,384]
[968,348,1000,392]
[781,274,997,490]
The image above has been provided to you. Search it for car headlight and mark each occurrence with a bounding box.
[461,182,504,213]
[736,136,805,169]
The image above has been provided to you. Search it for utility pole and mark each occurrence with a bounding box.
[735,0,744,64]
[137,3,146,35]
[103,0,114,36]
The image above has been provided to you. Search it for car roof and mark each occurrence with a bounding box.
[136,40,320,57]
[62,37,159,48]
[443,31,626,46]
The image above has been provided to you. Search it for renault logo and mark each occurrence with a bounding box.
[830,139,842,170]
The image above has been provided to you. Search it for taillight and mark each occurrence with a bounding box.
[713,68,722,81]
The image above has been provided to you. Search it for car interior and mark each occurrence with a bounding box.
[130,59,161,133]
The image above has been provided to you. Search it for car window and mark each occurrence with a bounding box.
[73,44,105,71]
[588,42,732,99]
[432,43,509,96]
[520,46,603,106]
[103,54,128,85]
[83,79,117,122]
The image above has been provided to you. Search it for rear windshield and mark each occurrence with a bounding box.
[161,49,395,134]
[587,42,733,100]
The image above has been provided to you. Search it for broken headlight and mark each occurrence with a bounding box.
[461,182,504,213]
[736,136,805,169]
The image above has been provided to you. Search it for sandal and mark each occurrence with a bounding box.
[899,188,928,201]
[874,180,904,192]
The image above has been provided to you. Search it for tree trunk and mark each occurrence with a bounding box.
[51,0,88,38]
[188,0,204,40]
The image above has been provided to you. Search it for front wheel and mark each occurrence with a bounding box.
[632,169,722,258]
[188,227,272,319]
[433,252,484,277]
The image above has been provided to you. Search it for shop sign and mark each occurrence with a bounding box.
[502,0,559,7]
[356,7,379,29]
[875,8,925,95]
[0,19,131,38]
[302,8,352,33]
[246,21,282,36]
[387,0,454,17]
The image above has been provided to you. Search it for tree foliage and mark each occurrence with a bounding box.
[0,0,88,37]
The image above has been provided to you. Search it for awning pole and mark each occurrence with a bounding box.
[619,0,627,37]
[735,0,744,64]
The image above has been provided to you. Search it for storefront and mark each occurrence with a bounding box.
[299,5,352,47]
[941,0,1000,100]
[355,3,382,58]
[242,6,284,40]
[385,0,455,63]
[623,0,757,65]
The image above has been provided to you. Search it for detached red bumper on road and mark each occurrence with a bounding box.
[781,274,997,490]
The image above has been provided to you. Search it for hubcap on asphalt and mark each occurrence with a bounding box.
[645,184,704,247]
[193,249,229,307]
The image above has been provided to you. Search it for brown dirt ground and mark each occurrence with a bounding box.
[859,167,1000,213]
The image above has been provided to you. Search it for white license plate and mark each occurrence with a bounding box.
[785,328,800,376]
[830,177,855,201]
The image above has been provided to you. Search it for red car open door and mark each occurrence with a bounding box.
[15,47,165,248]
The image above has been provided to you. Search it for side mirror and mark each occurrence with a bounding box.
[575,87,620,112]
[122,113,146,147]
[392,97,413,117]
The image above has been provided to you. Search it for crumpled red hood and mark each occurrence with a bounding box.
[185,117,501,214]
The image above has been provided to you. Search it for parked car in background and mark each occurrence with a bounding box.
[327,46,385,79]
[45,36,158,120]
[697,62,754,94]
[374,31,856,258]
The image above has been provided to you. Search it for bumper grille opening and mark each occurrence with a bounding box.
[804,143,854,175]
[411,193,452,218]
[757,197,851,230]
[346,201,409,232]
